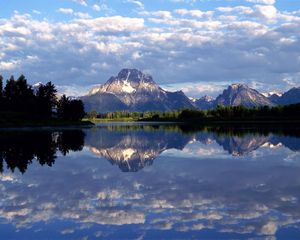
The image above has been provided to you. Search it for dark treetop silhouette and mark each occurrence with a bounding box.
[0,74,85,125]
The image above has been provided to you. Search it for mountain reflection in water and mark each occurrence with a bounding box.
[85,124,300,172]
[0,124,300,239]
[0,124,299,173]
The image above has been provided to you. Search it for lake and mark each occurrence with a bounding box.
[0,123,300,239]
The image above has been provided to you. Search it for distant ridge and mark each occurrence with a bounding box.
[274,87,300,105]
[213,84,274,108]
[195,84,300,110]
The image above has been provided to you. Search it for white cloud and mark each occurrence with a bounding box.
[32,10,41,15]
[255,5,277,22]
[217,6,254,15]
[175,9,214,18]
[125,0,144,9]
[72,0,87,6]
[74,16,144,32]
[58,8,74,15]
[143,10,173,19]
[92,4,101,12]
[57,8,90,19]
[0,2,299,95]
[246,0,276,5]
[74,12,91,19]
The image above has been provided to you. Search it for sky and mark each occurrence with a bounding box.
[0,0,300,97]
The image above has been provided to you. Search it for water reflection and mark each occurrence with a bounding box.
[0,130,85,173]
[0,124,300,239]
[86,124,300,171]
[85,125,191,172]
[0,125,300,174]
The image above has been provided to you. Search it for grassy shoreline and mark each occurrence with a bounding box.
[85,117,300,124]
[139,118,300,124]
[84,117,138,123]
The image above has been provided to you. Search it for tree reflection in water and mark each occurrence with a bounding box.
[0,130,85,173]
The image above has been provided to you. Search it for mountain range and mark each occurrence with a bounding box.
[81,69,300,112]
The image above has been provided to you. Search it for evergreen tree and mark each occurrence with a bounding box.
[36,81,57,118]
[57,95,85,121]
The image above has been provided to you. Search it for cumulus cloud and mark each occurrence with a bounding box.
[0,1,299,96]
[254,5,278,22]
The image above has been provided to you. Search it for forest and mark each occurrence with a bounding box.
[0,74,86,126]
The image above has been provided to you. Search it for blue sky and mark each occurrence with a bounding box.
[0,0,299,97]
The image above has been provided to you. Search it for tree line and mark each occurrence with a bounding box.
[177,104,300,122]
[87,104,300,122]
[0,74,85,121]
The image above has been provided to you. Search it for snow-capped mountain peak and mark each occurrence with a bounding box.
[88,69,159,96]
[82,69,194,112]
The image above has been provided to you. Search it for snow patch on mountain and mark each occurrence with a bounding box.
[122,80,136,93]
[262,91,283,97]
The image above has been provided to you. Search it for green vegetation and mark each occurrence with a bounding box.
[137,105,300,123]
[85,110,180,122]
[86,104,300,123]
[0,74,91,127]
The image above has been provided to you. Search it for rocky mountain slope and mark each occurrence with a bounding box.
[274,87,300,105]
[194,95,215,110]
[213,84,274,108]
[81,69,194,112]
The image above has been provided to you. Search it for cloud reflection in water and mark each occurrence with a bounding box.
[0,124,299,239]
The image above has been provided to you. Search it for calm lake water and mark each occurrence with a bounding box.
[0,123,300,239]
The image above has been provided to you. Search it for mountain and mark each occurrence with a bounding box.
[268,93,281,104]
[214,84,274,108]
[275,87,300,105]
[82,69,194,112]
[194,95,215,110]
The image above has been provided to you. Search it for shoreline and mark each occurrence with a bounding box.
[138,118,300,124]
[0,120,94,129]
